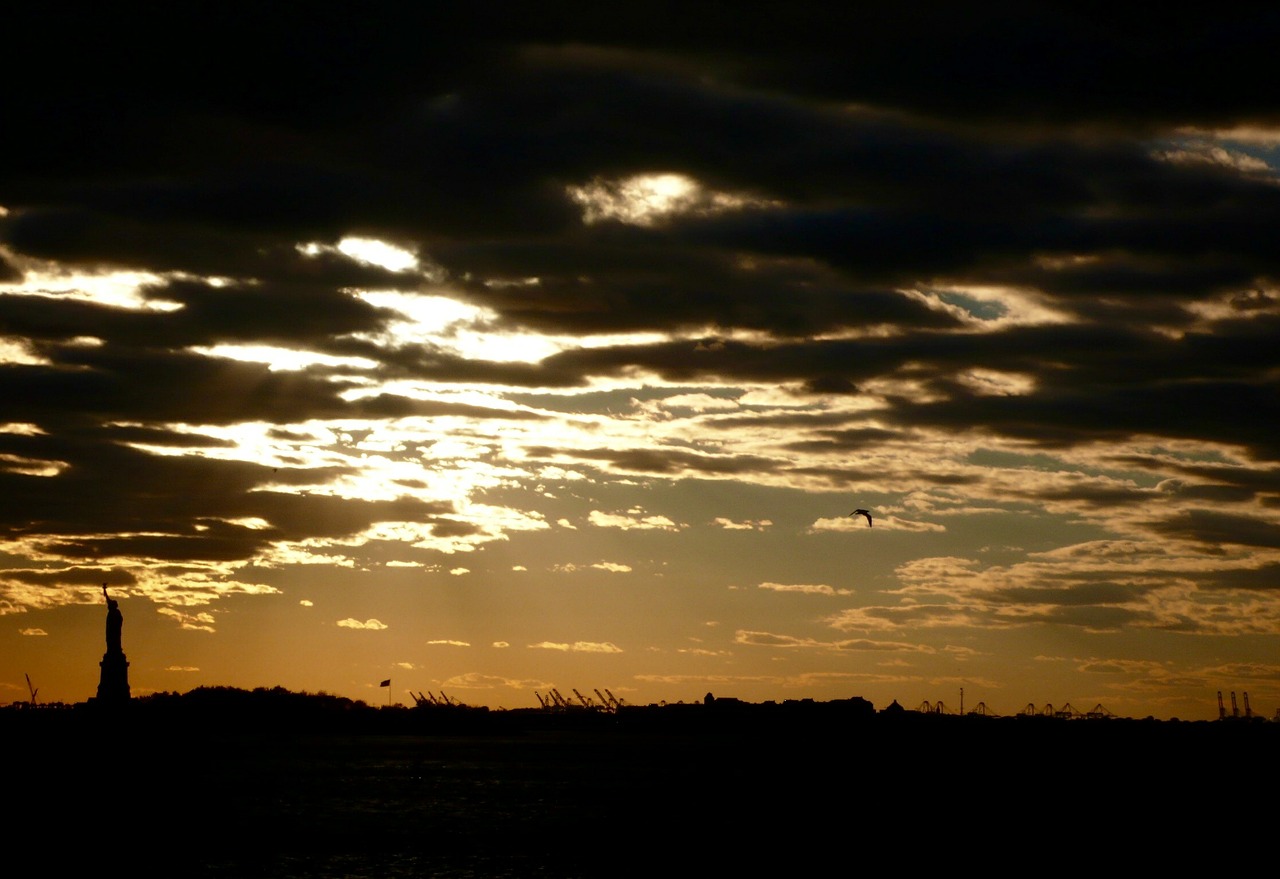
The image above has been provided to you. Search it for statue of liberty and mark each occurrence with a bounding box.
[96,583,130,703]
[103,584,122,654]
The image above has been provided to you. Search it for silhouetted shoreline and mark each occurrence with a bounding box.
[12,686,1273,878]
[6,685,1273,741]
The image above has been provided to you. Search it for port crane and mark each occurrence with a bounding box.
[535,687,623,710]
[25,673,37,706]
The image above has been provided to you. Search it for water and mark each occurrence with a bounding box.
[11,712,1275,876]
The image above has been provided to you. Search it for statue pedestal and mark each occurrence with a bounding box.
[97,651,131,703]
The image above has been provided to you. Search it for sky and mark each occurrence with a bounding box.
[4,5,1280,721]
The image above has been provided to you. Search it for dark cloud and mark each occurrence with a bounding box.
[1197,562,1280,592]
[0,252,20,283]
[886,379,1280,460]
[990,580,1148,607]
[442,236,967,337]
[0,277,393,347]
[525,445,783,477]
[3,566,138,589]
[0,353,353,426]
[1147,509,1280,551]
[782,425,912,450]
[0,424,455,562]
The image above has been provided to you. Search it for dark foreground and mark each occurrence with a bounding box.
[10,705,1276,877]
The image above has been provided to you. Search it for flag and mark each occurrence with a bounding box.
[379,679,391,687]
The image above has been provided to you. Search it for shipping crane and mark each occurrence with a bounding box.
[25,673,37,706]
[1244,692,1253,718]
[573,689,593,709]
[605,689,624,708]
[1218,691,1226,720]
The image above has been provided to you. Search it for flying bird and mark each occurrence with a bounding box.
[850,509,872,527]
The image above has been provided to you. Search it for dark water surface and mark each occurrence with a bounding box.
[12,712,1274,876]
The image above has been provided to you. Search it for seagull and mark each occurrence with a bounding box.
[850,509,872,527]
